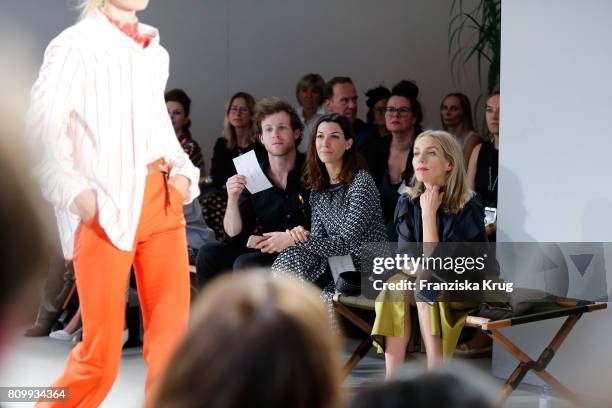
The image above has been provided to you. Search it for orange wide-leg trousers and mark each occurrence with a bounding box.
[37,172,190,407]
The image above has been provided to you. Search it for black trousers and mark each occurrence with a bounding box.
[195,240,277,287]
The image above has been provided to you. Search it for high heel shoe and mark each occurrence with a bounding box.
[49,327,82,342]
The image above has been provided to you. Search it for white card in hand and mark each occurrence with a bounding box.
[232,150,273,194]
[328,255,356,282]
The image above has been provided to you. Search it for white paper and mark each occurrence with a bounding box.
[328,255,356,282]
[232,150,273,194]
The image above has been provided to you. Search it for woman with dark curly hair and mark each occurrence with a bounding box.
[365,85,391,138]
[165,88,206,180]
[368,81,424,238]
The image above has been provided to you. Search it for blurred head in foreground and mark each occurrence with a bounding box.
[152,272,341,408]
[349,371,497,408]
[0,130,52,354]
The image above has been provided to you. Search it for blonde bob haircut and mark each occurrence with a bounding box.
[406,129,474,214]
[77,0,104,20]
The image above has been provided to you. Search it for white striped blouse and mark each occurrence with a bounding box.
[27,10,200,259]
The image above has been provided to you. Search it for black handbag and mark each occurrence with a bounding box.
[335,271,361,295]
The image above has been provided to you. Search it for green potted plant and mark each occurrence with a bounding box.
[448,0,501,126]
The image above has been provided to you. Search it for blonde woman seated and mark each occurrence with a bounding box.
[372,130,488,378]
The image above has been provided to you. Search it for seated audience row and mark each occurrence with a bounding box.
[192,87,501,375]
[165,73,483,190]
[162,76,500,381]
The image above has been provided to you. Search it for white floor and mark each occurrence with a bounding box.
[0,334,145,408]
[0,333,574,408]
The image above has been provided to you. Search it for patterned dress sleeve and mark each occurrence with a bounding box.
[300,171,380,257]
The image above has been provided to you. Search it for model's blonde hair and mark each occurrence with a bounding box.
[78,0,104,20]
[407,130,473,213]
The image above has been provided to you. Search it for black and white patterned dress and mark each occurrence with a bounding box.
[271,169,385,323]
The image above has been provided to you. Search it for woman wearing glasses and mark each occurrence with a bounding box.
[209,92,266,187]
[369,81,424,239]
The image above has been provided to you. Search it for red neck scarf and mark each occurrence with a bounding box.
[103,11,152,48]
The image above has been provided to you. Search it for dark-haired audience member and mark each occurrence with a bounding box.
[209,92,266,187]
[373,130,488,377]
[349,372,495,408]
[441,92,481,164]
[323,76,377,152]
[196,98,310,287]
[295,73,326,153]
[165,90,215,260]
[272,113,385,323]
[365,85,391,138]
[152,273,341,408]
[467,90,499,241]
[368,81,424,238]
[165,89,206,180]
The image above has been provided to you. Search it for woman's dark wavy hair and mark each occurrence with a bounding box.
[365,86,391,124]
[165,88,192,132]
[302,113,364,191]
[389,80,424,134]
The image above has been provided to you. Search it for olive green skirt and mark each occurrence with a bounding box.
[371,273,477,360]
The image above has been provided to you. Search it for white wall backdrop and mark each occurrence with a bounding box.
[496,0,612,400]
[1,0,483,169]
